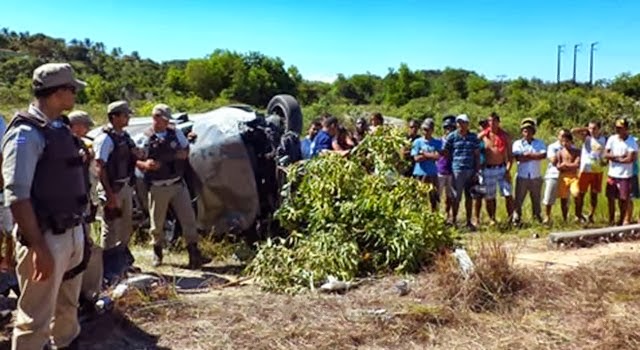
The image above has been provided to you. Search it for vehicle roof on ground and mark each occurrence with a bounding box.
[86,106,260,139]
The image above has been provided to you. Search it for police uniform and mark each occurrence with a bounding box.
[93,101,136,257]
[0,116,14,236]
[137,104,210,268]
[68,111,98,217]
[2,63,87,349]
[67,111,103,303]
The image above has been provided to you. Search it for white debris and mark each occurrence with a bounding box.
[453,248,475,278]
[319,276,356,293]
[394,280,410,296]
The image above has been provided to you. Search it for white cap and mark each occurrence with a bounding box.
[456,114,470,123]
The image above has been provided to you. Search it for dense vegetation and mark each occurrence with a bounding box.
[247,127,456,293]
[2,28,640,139]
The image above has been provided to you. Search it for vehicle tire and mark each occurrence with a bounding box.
[266,94,303,135]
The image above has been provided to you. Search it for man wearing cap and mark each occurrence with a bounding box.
[437,115,456,220]
[2,63,87,349]
[604,118,638,226]
[411,118,442,211]
[93,100,138,279]
[511,119,547,223]
[136,104,211,268]
[443,114,481,229]
[68,111,98,219]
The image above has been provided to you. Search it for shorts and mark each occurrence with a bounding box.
[452,170,476,202]
[606,177,631,200]
[558,173,579,199]
[542,178,558,206]
[578,172,603,193]
[0,206,14,235]
[481,165,512,199]
[437,174,454,199]
[631,175,640,199]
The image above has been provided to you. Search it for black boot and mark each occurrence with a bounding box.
[152,245,163,267]
[186,243,211,269]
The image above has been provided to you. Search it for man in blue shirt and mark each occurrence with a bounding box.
[411,118,442,211]
[300,119,321,160]
[443,114,481,229]
[310,116,340,157]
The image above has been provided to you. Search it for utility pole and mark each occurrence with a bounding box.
[589,42,598,87]
[573,44,581,83]
[557,45,564,84]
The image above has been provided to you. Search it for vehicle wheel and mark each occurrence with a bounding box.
[266,94,303,135]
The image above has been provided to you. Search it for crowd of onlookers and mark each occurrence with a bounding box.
[301,111,640,230]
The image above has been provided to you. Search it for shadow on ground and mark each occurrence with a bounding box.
[77,311,170,350]
[0,310,168,350]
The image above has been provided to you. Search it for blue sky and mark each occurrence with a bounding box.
[2,0,639,82]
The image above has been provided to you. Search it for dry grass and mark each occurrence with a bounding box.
[113,241,640,350]
[3,240,637,349]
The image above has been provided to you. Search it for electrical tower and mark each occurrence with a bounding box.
[589,42,598,86]
[557,45,564,84]
[573,44,581,83]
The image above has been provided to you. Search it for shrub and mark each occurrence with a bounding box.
[247,126,457,293]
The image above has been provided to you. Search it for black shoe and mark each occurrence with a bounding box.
[186,243,212,269]
[152,245,163,267]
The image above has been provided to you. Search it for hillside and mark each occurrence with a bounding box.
[2,28,640,135]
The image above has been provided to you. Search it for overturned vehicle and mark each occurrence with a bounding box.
[87,94,303,246]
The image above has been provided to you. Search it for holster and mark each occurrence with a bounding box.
[16,214,83,246]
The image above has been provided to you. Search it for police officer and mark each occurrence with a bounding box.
[66,111,104,304]
[68,111,98,219]
[93,101,138,276]
[2,63,87,349]
[136,104,210,268]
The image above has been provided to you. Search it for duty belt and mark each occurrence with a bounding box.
[42,214,84,235]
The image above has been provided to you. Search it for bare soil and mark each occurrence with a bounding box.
[2,238,640,350]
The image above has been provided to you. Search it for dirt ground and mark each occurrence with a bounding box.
[2,237,640,350]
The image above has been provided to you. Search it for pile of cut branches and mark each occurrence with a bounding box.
[247,126,456,293]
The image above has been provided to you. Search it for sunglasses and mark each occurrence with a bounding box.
[61,85,77,94]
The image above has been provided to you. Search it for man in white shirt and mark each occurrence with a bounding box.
[604,118,638,226]
[512,119,547,224]
[571,121,607,223]
[542,129,566,224]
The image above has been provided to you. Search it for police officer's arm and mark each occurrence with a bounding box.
[134,134,159,171]
[175,128,190,160]
[93,134,116,201]
[2,126,46,249]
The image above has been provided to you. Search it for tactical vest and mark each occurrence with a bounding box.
[8,112,88,233]
[77,136,92,194]
[144,126,186,182]
[103,127,136,187]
